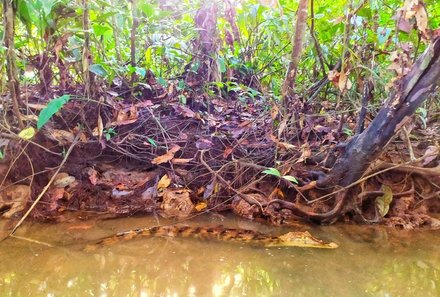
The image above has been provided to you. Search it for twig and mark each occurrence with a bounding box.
[309,154,435,204]
[0,142,30,189]
[9,133,80,235]
[200,150,264,210]
[8,234,54,247]
[202,150,345,221]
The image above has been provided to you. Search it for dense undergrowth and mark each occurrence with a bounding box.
[0,0,439,228]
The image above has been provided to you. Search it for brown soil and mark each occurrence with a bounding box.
[1,85,439,229]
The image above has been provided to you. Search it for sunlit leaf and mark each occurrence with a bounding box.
[18,127,36,140]
[357,8,372,19]
[135,67,147,78]
[376,185,393,217]
[93,24,112,36]
[195,201,207,211]
[139,1,155,18]
[282,175,298,184]
[37,95,71,129]
[97,115,103,140]
[157,174,171,189]
[151,145,181,164]
[262,168,281,177]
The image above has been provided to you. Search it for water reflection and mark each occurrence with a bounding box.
[0,216,439,296]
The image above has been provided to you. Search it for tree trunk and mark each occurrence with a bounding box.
[82,0,95,97]
[318,37,440,189]
[281,0,308,107]
[3,0,24,128]
[194,1,220,83]
[130,0,139,84]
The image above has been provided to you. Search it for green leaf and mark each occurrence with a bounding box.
[190,61,200,73]
[37,95,71,129]
[179,94,187,105]
[139,1,155,18]
[282,175,298,184]
[135,67,147,78]
[93,24,111,36]
[375,185,393,217]
[41,0,58,16]
[90,64,108,77]
[262,168,281,177]
[18,127,36,140]
[147,137,157,147]
[177,80,185,91]
[17,1,35,30]
[357,8,372,19]
[157,77,168,87]
[218,57,226,73]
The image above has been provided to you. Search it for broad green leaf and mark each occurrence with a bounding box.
[218,57,226,73]
[157,77,168,87]
[357,8,372,19]
[262,168,281,177]
[139,1,155,18]
[17,1,35,30]
[93,24,111,36]
[190,61,200,73]
[282,175,298,184]
[135,67,147,78]
[18,127,36,140]
[177,80,185,91]
[37,95,71,129]
[179,94,187,105]
[376,185,393,217]
[145,47,153,68]
[41,0,58,16]
[90,64,108,77]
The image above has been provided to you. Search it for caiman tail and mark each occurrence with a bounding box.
[85,225,338,251]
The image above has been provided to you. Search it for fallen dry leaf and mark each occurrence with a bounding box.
[152,145,181,165]
[53,172,76,188]
[269,134,296,150]
[223,146,233,158]
[195,201,207,211]
[113,105,138,126]
[86,168,99,185]
[174,105,195,118]
[157,174,172,190]
[97,115,103,140]
[196,138,214,150]
[338,71,352,93]
[296,144,312,163]
[422,146,439,166]
[0,184,31,218]
[160,188,194,218]
[171,158,192,165]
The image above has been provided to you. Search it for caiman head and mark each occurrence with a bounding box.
[267,231,338,249]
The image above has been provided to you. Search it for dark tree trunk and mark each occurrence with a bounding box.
[318,37,440,189]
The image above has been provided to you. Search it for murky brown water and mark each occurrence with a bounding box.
[0,214,439,297]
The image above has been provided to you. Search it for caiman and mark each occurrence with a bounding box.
[85,225,338,251]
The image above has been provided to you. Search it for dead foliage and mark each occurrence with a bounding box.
[1,79,439,229]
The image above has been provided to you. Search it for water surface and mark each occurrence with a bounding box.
[0,215,438,296]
